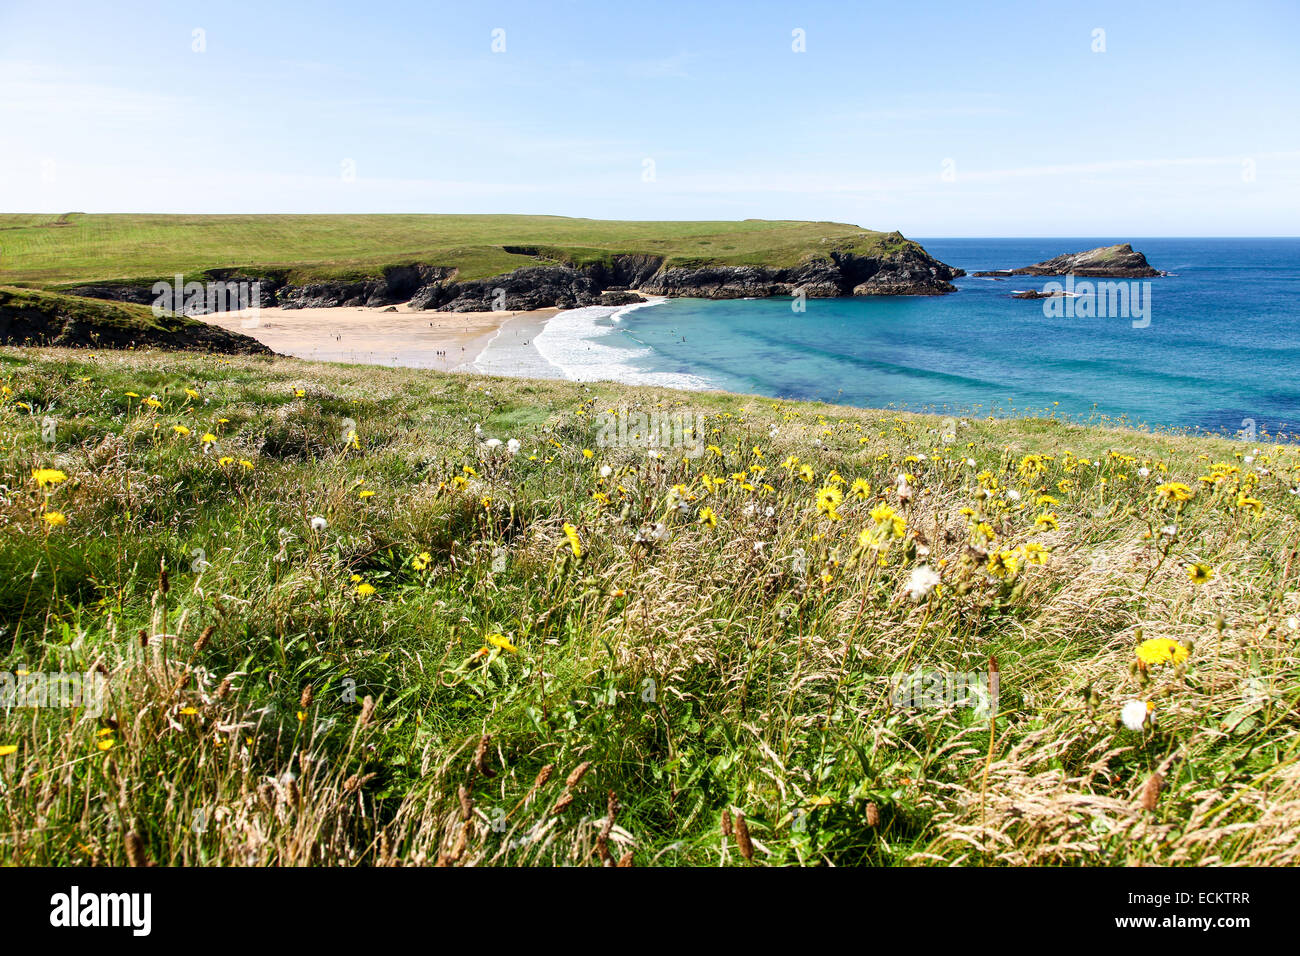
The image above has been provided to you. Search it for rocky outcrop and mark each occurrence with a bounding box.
[55,237,963,313]
[1011,289,1069,299]
[0,288,273,355]
[638,245,962,300]
[973,244,1161,278]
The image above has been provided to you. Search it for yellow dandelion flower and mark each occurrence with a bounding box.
[699,506,718,529]
[218,456,234,466]
[486,633,518,654]
[412,551,431,571]
[815,485,843,516]
[359,489,376,499]
[185,388,200,399]
[201,432,218,444]
[987,549,1020,579]
[96,739,115,752]
[238,459,254,470]
[32,468,68,487]
[179,706,199,716]
[850,478,871,500]
[798,464,815,483]
[1034,512,1059,531]
[563,522,583,557]
[355,582,376,597]
[1155,482,1194,503]
[1187,563,1214,585]
[43,511,67,528]
[0,745,17,757]
[1136,637,1190,667]
[172,425,190,437]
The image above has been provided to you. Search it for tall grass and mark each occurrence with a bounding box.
[1,345,1297,866]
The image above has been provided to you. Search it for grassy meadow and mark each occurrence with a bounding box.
[0,214,913,288]
[2,345,1299,866]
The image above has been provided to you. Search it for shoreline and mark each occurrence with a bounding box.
[202,296,677,383]
[204,303,559,371]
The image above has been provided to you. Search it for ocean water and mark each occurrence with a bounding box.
[515,239,1300,436]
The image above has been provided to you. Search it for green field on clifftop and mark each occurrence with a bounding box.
[0,213,916,288]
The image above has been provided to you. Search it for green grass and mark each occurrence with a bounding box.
[2,346,1298,866]
[0,285,173,332]
[0,213,915,288]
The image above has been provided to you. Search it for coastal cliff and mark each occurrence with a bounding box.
[58,235,963,313]
[973,243,1161,278]
[0,287,273,355]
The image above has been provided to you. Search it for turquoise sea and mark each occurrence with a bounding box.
[520,239,1300,437]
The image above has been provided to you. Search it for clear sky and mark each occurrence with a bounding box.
[2,0,1297,235]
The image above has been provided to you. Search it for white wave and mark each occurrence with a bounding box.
[533,298,717,390]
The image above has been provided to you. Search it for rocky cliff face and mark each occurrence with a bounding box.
[973,244,1161,278]
[57,241,963,313]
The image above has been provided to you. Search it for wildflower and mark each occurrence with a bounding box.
[412,551,431,570]
[359,489,376,499]
[179,706,199,716]
[143,396,162,409]
[850,478,871,500]
[1120,699,1154,732]
[484,438,502,450]
[97,739,115,752]
[986,549,1019,579]
[124,391,140,398]
[1136,637,1189,667]
[355,582,376,597]
[1155,482,1194,503]
[43,511,67,528]
[309,516,328,532]
[798,464,815,483]
[218,456,234,466]
[563,522,582,557]
[582,449,594,459]
[1019,542,1051,565]
[201,432,218,444]
[297,711,307,723]
[507,438,521,455]
[869,503,906,539]
[486,633,518,654]
[32,468,68,488]
[634,522,669,545]
[0,745,16,757]
[1034,512,1059,531]
[905,565,941,601]
[1236,493,1264,515]
[699,506,718,529]
[1187,563,1214,585]
[238,459,254,470]
[185,388,200,400]
[172,425,190,437]
[815,485,843,517]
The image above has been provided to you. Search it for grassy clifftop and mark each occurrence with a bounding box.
[0,213,919,287]
[0,286,272,354]
[2,346,1297,866]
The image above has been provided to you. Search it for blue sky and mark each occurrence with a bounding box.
[2,0,1297,234]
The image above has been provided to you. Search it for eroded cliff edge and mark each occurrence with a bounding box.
[59,234,964,313]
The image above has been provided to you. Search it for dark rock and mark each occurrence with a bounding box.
[598,290,647,306]
[1012,289,1069,299]
[972,244,1161,278]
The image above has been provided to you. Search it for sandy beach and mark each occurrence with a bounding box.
[205,303,559,371]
